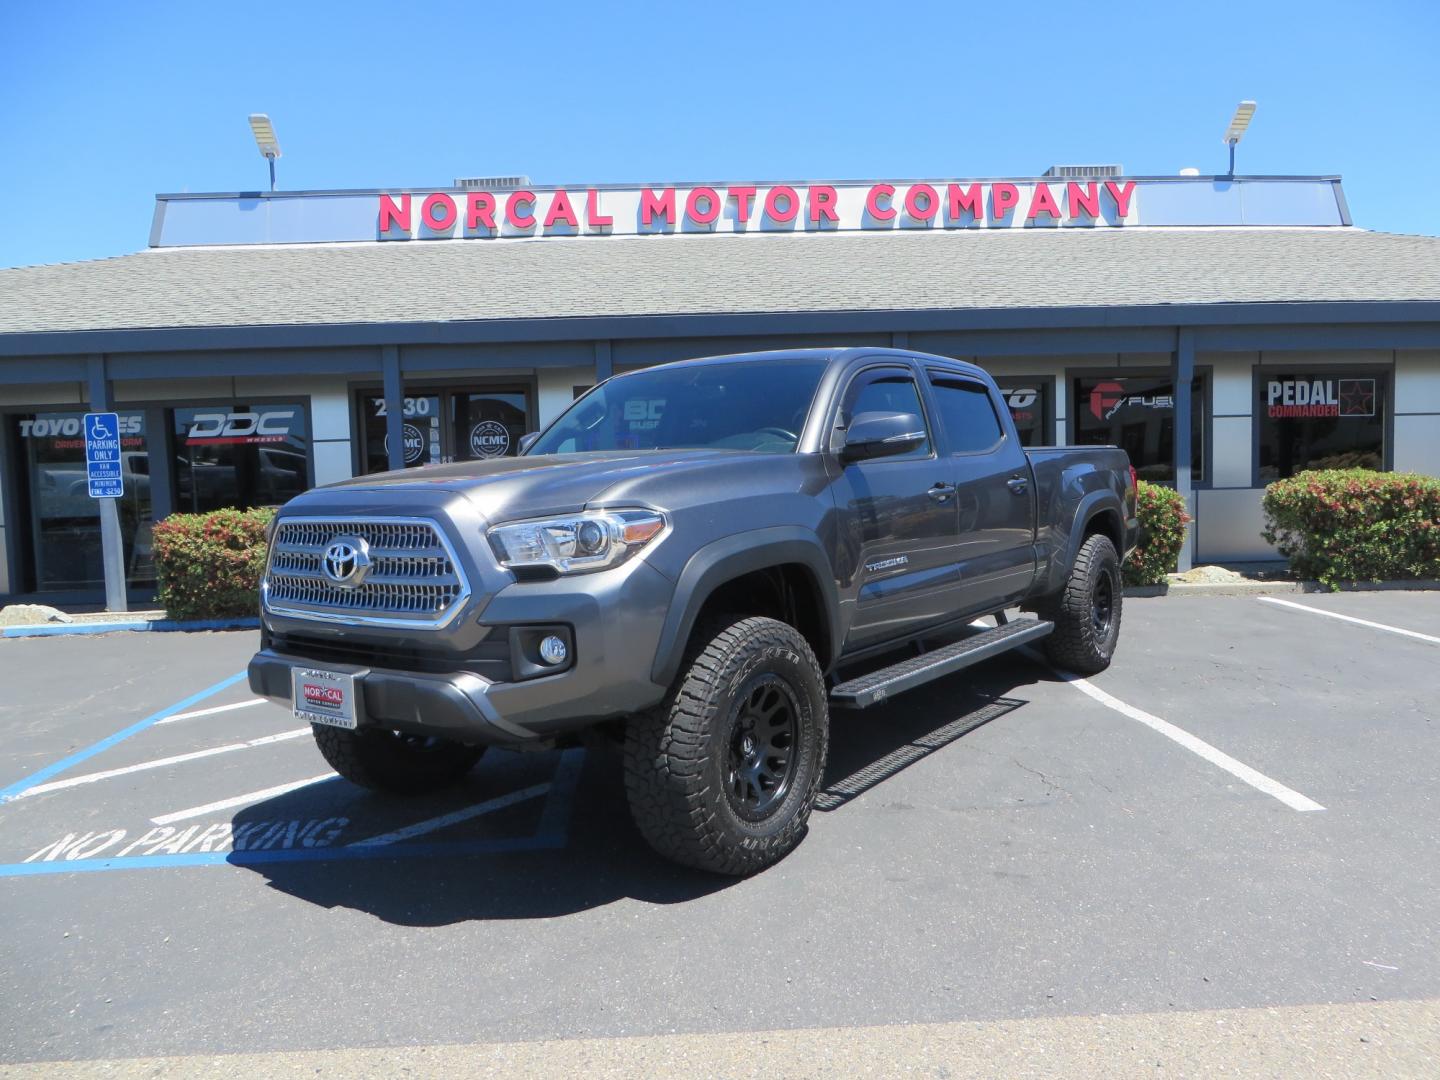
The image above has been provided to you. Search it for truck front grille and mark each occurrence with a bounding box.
[262,517,471,629]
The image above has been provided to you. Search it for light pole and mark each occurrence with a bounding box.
[1224,101,1257,177]
[248,113,282,191]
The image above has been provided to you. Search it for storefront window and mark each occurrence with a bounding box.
[14,411,153,591]
[1072,374,1205,483]
[993,378,1052,447]
[358,387,530,472]
[173,404,310,513]
[1257,371,1388,481]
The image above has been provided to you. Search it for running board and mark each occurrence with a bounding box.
[829,618,1054,709]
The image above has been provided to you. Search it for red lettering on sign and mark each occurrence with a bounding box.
[728,186,757,223]
[506,190,537,229]
[904,184,939,222]
[1027,183,1061,220]
[1105,180,1136,217]
[808,185,839,223]
[421,193,457,231]
[991,183,1020,220]
[543,190,579,228]
[765,186,799,223]
[640,188,676,226]
[303,685,344,706]
[686,187,721,225]
[947,183,983,219]
[466,191,496,231]
[1067,181,1100,218]
[378,193,411,233]
[866,183,896,221]
[586,188,613,228]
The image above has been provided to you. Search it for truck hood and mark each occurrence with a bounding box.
[319,449,779,523]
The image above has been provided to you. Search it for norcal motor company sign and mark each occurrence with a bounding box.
[376,179,1139,240]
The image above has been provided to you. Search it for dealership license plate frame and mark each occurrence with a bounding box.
[292,666,364,730]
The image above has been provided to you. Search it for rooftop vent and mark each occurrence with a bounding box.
[1042,164,1124,179]
[454,175,531,190]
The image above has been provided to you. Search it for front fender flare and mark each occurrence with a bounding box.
[649,527,840,688]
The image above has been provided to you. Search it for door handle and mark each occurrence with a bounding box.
[1006,475,1029,494]
[927,482,953,503]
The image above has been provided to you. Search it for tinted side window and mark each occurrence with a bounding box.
[929,378,1005,453]
[844,372,930,458]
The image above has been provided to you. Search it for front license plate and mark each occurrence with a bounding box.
[292,667,360,730]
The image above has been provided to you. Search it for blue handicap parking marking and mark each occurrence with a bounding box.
[0,673,585,878]
[83,411,125,499]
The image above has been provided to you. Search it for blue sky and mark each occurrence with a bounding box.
[2,0,1438,269]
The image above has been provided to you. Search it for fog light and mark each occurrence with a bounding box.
[538,635,569,666]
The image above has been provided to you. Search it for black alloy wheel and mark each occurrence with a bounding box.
[725,675,801,821]
[1091,565,1116,638]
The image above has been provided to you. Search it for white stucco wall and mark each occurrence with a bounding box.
[536,366,595,427]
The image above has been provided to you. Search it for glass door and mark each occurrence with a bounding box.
[359,392,442,473]
[452,390,528,462]
[358,386,530,472]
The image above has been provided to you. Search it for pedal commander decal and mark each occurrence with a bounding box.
[1266,378,1376,419]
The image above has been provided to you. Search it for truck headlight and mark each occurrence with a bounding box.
[487,510,666,574]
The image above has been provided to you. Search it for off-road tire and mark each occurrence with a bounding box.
[624,616,829,876]
[312,726,484,795]
[1040,533,1122,675]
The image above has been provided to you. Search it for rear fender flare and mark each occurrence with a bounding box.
[1047,490,1125,595]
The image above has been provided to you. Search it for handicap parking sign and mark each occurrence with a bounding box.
[84,412,124,498]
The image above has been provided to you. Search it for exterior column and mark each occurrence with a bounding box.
[382,345,404,472]
[86,354,128,612]
[1173,328,1195,572]
[594,340,613,383]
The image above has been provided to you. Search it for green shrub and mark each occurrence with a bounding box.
[1124,481,1191,587]
[152,507,276,620]
[1261,469,1440,588]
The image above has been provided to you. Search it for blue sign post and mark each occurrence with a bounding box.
[84,412,125,499]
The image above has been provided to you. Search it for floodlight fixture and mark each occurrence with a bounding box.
[248,113,281,191]
[1223,101,1256,176]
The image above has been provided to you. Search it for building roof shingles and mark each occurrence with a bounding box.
[3,227,1440,336]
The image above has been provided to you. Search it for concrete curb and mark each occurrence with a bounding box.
[1125,578,1440,599]
[1,617,259,639]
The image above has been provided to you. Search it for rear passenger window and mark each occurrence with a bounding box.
[929,378,1005,453]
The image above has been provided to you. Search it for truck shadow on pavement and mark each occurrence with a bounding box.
[230,657,1049,926]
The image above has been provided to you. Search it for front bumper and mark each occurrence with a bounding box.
[249,650,535,745]
[249,551,677,748]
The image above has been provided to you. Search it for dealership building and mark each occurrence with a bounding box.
[2,169,1439,607]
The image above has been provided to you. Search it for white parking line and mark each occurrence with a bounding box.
[154,699,268,725]
[347,783,552,847]
[1017,644,1325,813]
[151,773,337,825]
[1258,596,1440,645]
[1059,671,1325,812]
[15,728,311,800]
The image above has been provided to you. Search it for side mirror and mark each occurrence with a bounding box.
[518,432,540,454]
[841,411,926,462]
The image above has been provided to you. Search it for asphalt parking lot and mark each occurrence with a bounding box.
[1,591,1437,1074]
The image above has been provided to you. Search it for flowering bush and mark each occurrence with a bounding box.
[152,508,276,620]
[1124,482,1191,587]
[1262,470,1440,588]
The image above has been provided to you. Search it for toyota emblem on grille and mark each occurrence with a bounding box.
[322,536,371,588]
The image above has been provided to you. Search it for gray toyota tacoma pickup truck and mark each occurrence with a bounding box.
[249,348,1137,874]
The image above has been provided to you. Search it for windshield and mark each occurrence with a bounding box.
[529,358,829,455]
